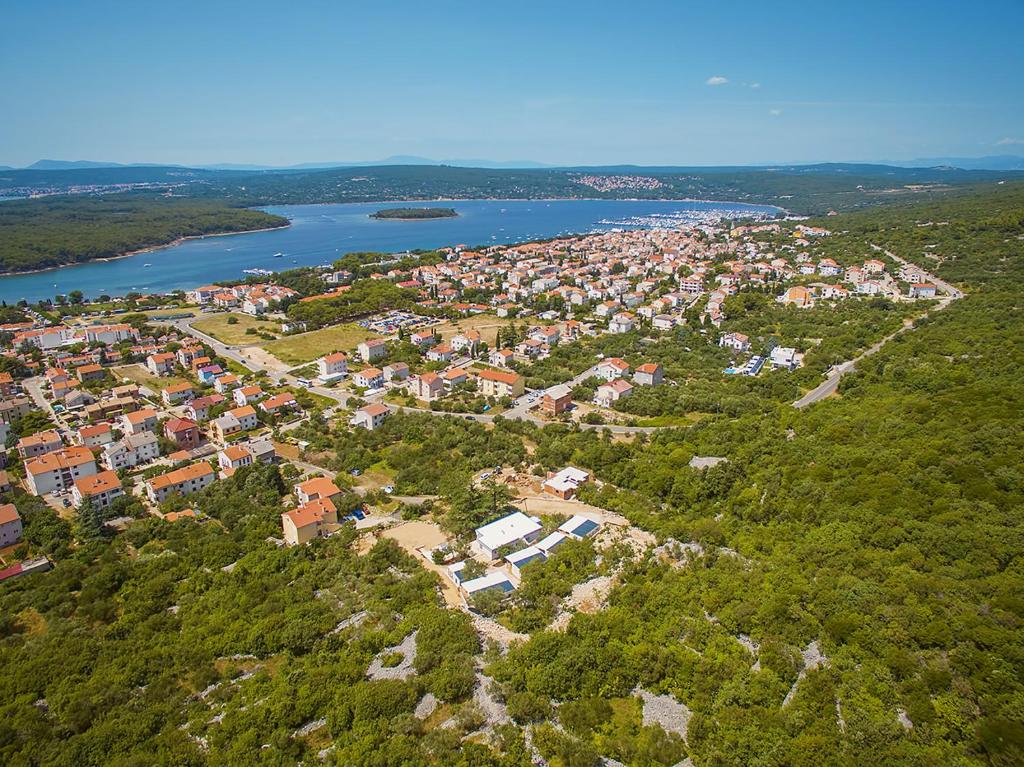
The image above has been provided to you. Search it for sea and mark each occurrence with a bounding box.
[0,199,780,303]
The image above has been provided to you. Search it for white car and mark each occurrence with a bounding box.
[383,485,394,494]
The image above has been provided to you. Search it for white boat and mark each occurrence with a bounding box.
[273,252,284,257]
[144,263,152,267]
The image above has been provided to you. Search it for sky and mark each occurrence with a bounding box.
[2,0,1023,168]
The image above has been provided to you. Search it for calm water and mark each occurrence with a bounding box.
[0,199,778,303]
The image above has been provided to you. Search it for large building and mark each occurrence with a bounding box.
[25,447,98,496]
[477,369,524,399]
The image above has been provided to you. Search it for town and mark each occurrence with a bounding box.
[0,215,952,590]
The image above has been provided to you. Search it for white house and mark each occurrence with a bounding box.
[317,352,348,383]
[357,339,387,363]
[475,511,543,560]
[351,403,390,431]
[719,332,750,352]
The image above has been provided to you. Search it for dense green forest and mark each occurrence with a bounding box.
[0,183,1022,766]
[0,196,287,273]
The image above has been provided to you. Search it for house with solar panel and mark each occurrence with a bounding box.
[461,570,516,598]
[505,545,548,580]
[559,514,601,540]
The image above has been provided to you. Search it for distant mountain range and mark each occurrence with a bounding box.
[10,155,1024,173]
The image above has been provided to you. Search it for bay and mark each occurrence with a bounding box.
[0,198,779,303]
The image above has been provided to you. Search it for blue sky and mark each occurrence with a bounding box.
[1,0,1022,167]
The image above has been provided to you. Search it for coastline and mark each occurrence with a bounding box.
[0,222,291,279]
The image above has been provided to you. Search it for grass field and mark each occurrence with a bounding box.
[191,312,281,345]
[112,364,191,392]
[428,313,510,346]
[259,323,382,365]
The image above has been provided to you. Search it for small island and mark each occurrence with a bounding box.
[370,207,458,220]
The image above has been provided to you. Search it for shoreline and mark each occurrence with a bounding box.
[0,222,291,279]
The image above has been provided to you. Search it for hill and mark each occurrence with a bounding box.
[3,162,1022,216]
[0,196,288,273]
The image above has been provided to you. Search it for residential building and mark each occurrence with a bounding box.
[260,393,299,416]
[162,382,194,405]
[72,470,123,509]
[165,417,201,450]
[383,362,409,382]
[489,348,514,368]
[147,352,176,376]
[478,369,524,399]
[213,373,240,394]
[187,394,226,422]
[475,511,543,559]
[0,397,32,425]
[357,338,387,363]
[541,384,573,416]
[410,372,444,401]
[351,403,391,431]
[218,445,254,475]
[595,378,633,407]
[295,477,342,506]
[146,462,216,504]
[17,430,63,459]
[559,514,601,539]
[352,368,384,390]
[233,385,264,406]
[25,447,98,496]
[506,545,547,580]
[633,363,664,386]
[542,467,591,500]
[76,423,113,449]
[102,431,160,471]
[596,357,630,381]
[212,405,259,442]
[0,504,23,547]
[769,346,801,370]
[282,498,338,546]
[122,408,158,435]
[317,352,348,383]
[719,332,751,352]
[76,363,106,383]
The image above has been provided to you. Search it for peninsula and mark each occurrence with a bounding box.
[370,206,458,220]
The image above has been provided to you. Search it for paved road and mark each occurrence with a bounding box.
[793,250,961,409]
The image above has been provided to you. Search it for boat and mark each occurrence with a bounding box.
[273,252,284,257]
[144,263,152,267]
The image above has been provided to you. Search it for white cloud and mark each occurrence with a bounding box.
[995,137,1023,146]
[769,108,783,116]
[750,82,761,89]
[706,76,729,86]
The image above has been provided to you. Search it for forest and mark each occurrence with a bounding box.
[0,182,1021,766]
[0,196,287,273]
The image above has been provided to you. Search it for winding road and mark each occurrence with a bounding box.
[792,247,961,408]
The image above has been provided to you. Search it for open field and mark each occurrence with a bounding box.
[427,313,533,347]
[112,363,191,391]
[191,312,282,346]
[260,323,382,365]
